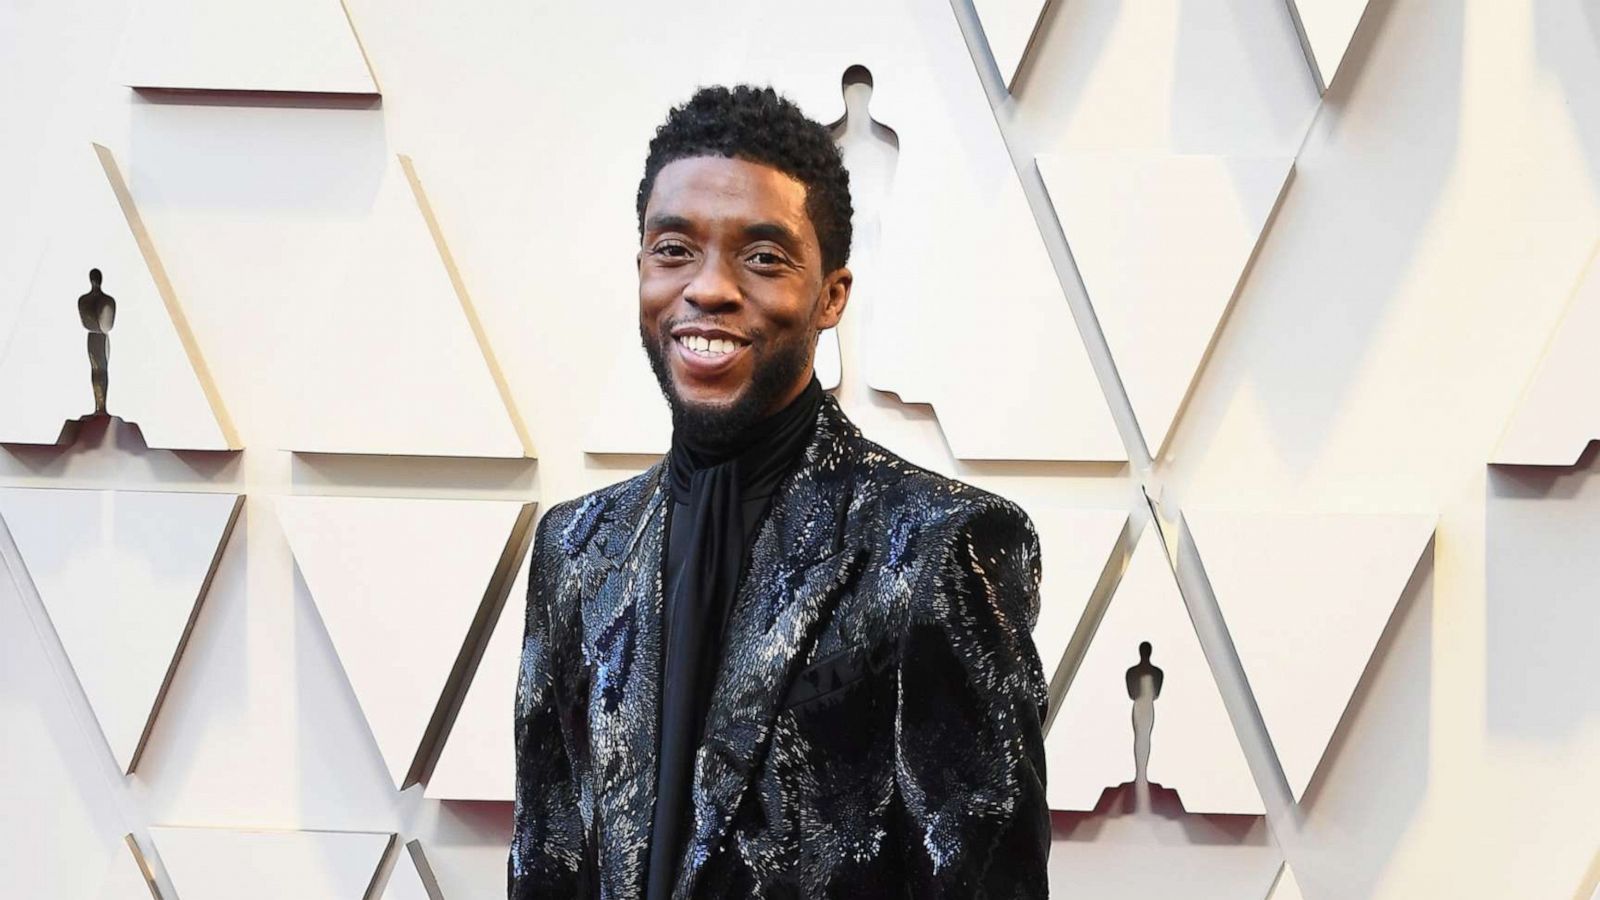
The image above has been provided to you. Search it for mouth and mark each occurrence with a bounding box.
[669,326,751,377]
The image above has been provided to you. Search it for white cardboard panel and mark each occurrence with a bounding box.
[1038,151,1292,456]
[425,543,532,801]
[1287,0,1372,93]
[381,840,444,900]
[150,826,393,900]
[1267,862,1307,900]
[972,0,1051,88]
[0,487,241,774]
[1494,245,1600,466]
[1023,504,1127,684]
[1046,523,1262,814]
[274,156,530,458]
[0,144,234,450]
[275,495,531,789]
[98,835,162,899]
[1049,812,1282,900]
[114,0,378,95]
[1185,509,1435,801]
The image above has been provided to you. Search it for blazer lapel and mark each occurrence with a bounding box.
[581,464,668,900]
[674,397,864,894]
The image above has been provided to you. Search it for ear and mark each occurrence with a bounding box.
[815,266,852,331]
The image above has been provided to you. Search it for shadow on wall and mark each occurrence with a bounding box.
[1291,536,1434,900]
[1487,440,1600,740]
[1164,0,1465,472]
[1534,0,1600,205]
[1049,781,1280,900]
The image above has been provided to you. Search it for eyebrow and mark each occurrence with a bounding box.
[742,221,803,250]
[643,215,806,255]
[643,213,693,233]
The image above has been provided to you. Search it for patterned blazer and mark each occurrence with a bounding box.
[509,395,1051,899]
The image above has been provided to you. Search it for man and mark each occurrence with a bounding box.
[510,85,1051,899]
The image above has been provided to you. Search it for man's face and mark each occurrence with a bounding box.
[638,156,850,444]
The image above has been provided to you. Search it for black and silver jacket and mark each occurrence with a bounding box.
[509,394,1051,898]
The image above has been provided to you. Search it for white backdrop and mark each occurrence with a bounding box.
[1,0,1598,898]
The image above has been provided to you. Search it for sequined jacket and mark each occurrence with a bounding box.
[509,395,1051,899]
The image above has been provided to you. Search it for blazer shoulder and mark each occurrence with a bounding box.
[531,468,659,572]
[848,431,1035,541]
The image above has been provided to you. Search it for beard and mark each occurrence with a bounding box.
[640,319,815,448]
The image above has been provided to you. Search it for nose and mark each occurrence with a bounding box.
[681,249,742,313]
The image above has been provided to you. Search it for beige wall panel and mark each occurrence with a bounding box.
[0,487,241,774]
[1038,152,1292,457]
[1266,863,1306,900]
[1185,509,1435,802]
[1048,794,1281,900]
[275,156,529,458]
[424,544,532,801]
[972,0,1052,88]
[114,0,378,95]
[1287,0,1374,92]
[0,144,233,450]
[1046,523,1262,814]
[275,495,532,789]
[1024,504,1127,683]
[381,839,445,900]
[96,835,163,899]
[150,826,393,900]
[1494,244,1600,467]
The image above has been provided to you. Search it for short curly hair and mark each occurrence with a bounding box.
[636,84,853,273]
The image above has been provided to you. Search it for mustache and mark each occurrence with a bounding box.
[658,318,762,343]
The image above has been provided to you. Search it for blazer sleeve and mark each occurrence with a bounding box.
[893,498,1052,897]
[508,511,589,898]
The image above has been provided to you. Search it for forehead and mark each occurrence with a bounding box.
[645,156,812,233]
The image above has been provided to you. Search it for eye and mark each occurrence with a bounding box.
[651,241,693,260]
[747,249,787,267]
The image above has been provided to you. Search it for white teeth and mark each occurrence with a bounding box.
[678,334,741,358]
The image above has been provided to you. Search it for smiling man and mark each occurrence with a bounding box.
[510,85,1051,899]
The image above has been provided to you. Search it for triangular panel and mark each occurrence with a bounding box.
[1287,0,1373,93]
[1046,523,1261,813]
[115,0,378,95]
[1038,151,1292,455]
[150,827,393,900]
[381,840,446,900]
[1494,244,1600,466]
[972,0,1051,89]
[0,144,235,450]
[1186,509,1435,801]
[426,543,532,801]
[1267,862,1307,900]
[276,495,533,789]
[97,835,163,899]
[275,156,531,458]
[0,487,241,773]
[1024,504,1127,683]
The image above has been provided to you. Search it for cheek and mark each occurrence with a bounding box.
[638,274,678,320]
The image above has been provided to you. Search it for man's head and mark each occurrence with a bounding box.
[636,85,853,446]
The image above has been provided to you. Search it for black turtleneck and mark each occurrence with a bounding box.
[645,374,824,899]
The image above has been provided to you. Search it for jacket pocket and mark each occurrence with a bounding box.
[781,640,892,713]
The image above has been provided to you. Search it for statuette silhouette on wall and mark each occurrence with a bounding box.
[77,269,117,416]
[0,143,236,450]
[1127,640,1164,799]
